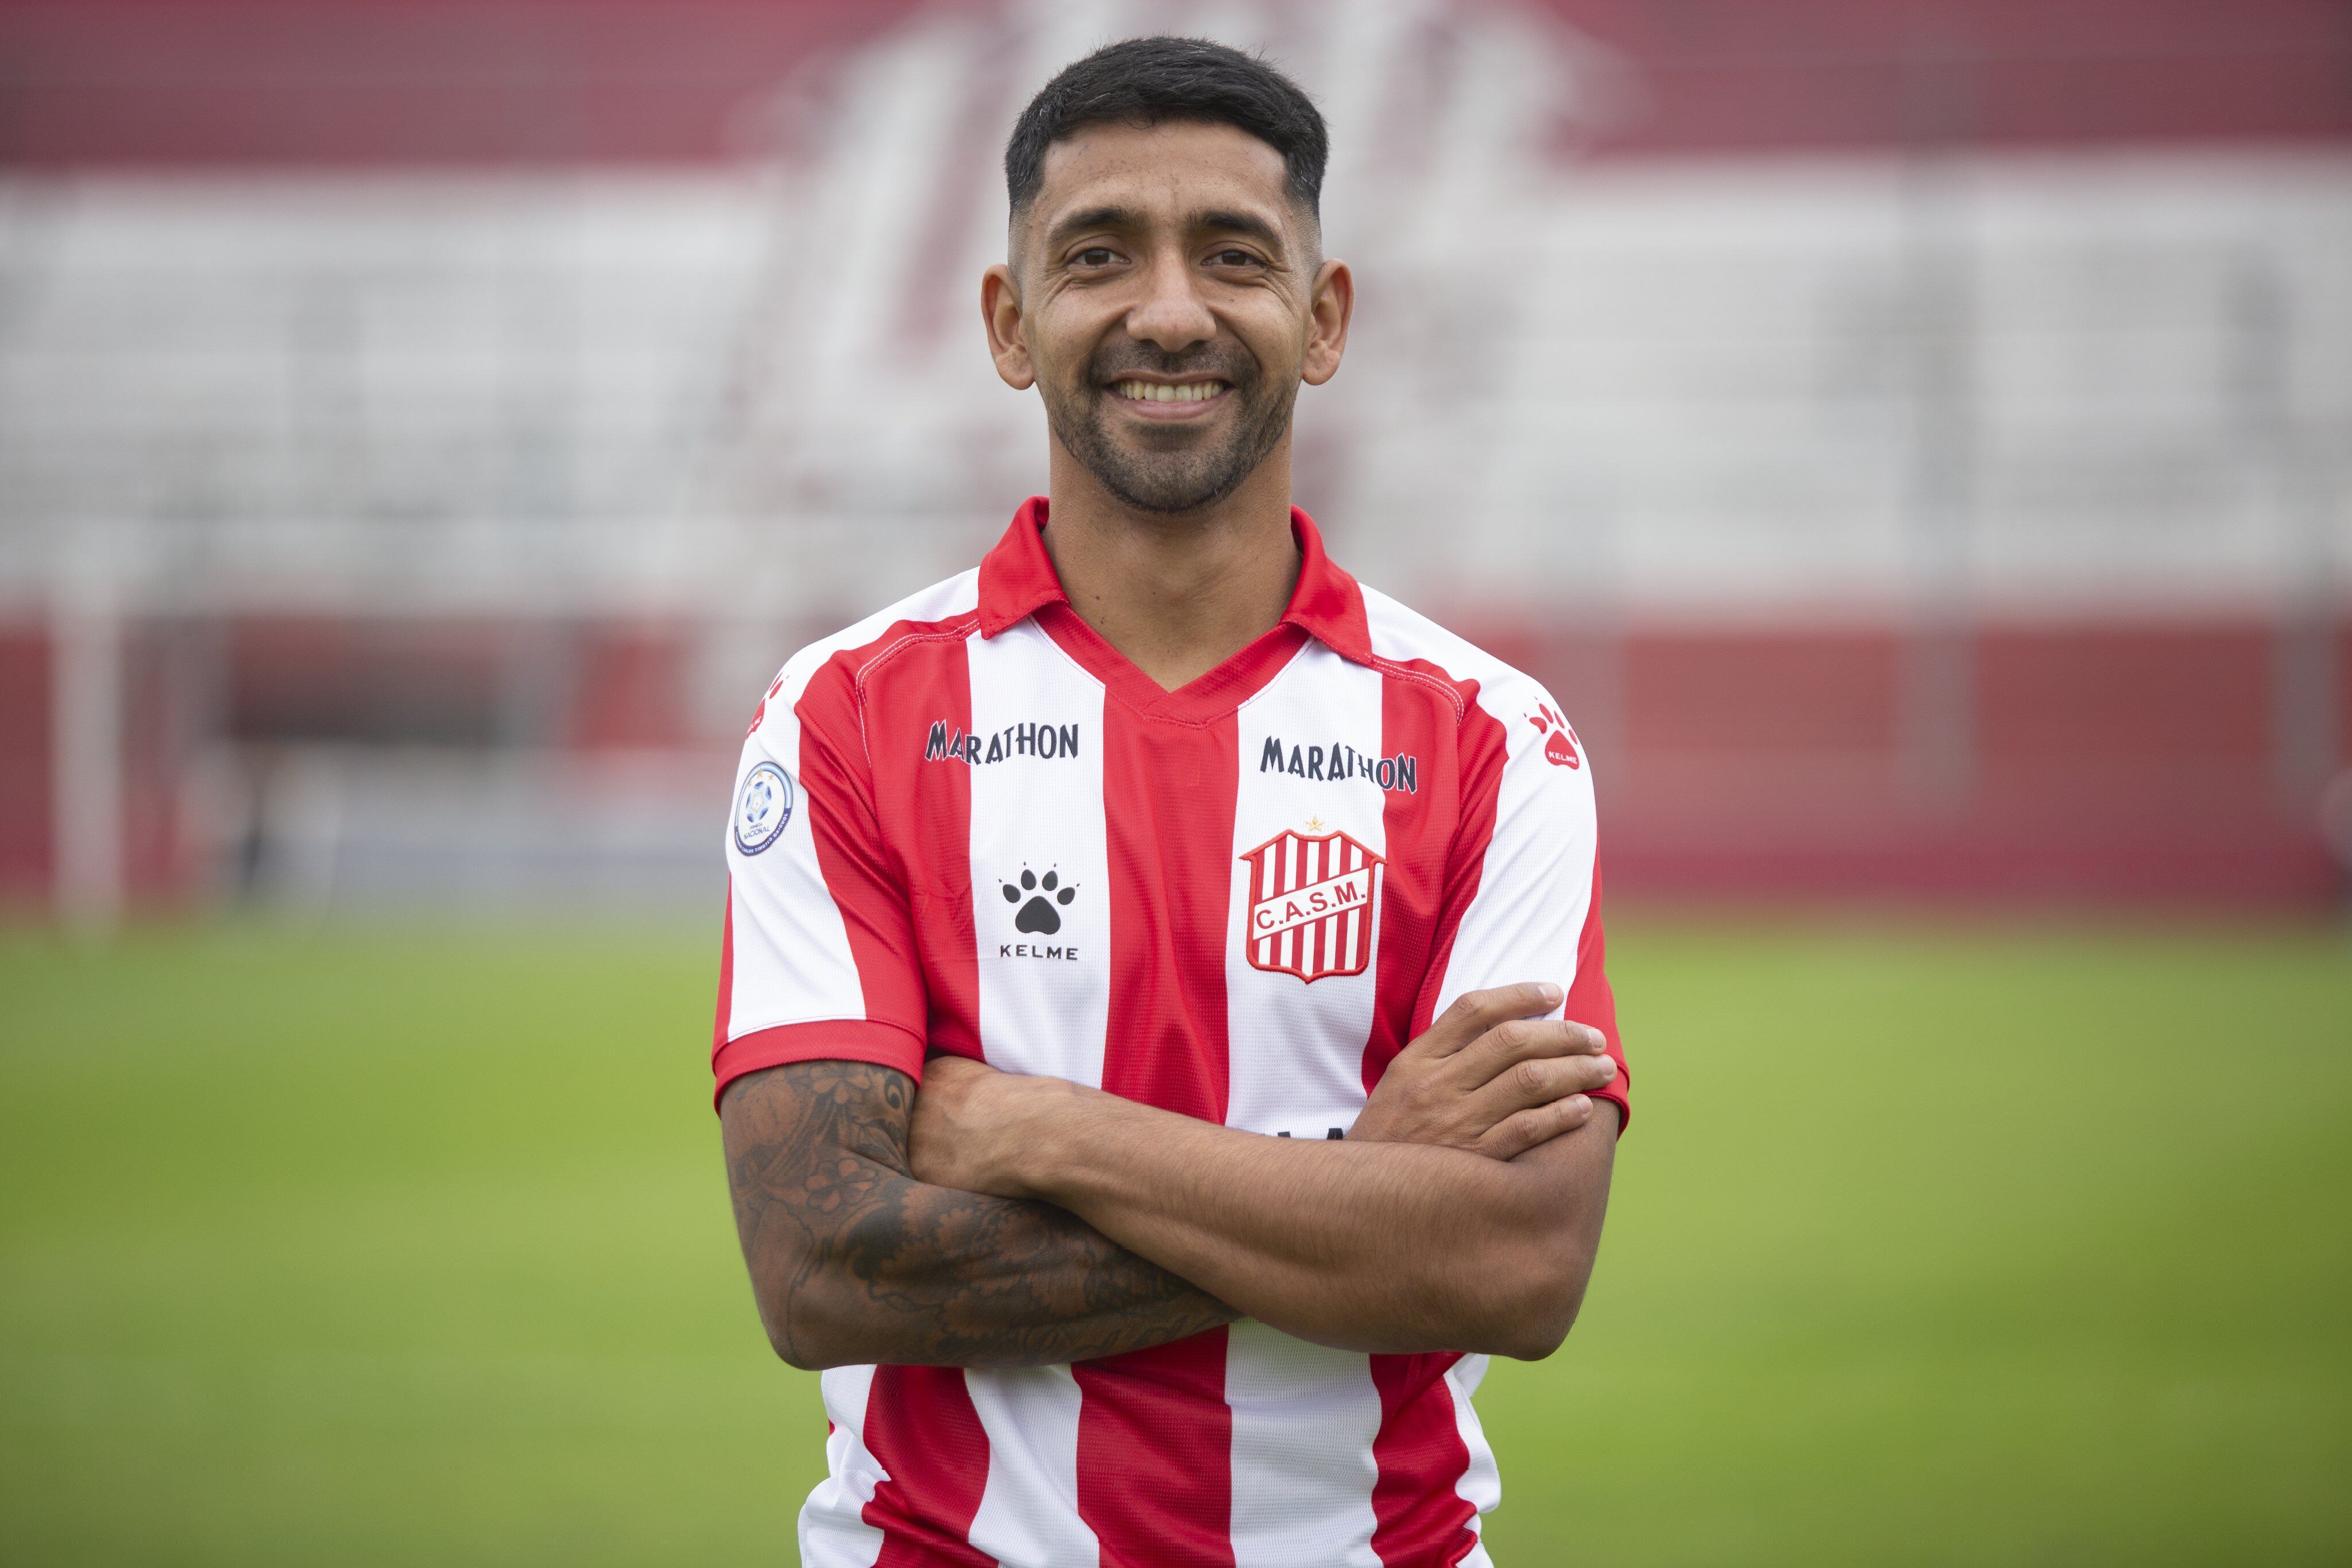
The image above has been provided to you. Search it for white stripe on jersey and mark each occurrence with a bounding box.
[960,622,1115,1565]
[725,705,866,1036]
[1224,1321,1386,1568]
[968,618,1113,1087]
[964,1366,1100,1566]
[799,1364,888,1568]
[1224,641,1386,1139]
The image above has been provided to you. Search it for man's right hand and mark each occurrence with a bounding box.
[1348,983,1616,1161]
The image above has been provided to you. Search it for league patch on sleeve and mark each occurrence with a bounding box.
[732,761,795,855]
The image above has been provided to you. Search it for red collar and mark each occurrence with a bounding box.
[974,495,1375,668]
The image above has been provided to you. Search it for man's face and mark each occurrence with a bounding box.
[992,119,1339,514]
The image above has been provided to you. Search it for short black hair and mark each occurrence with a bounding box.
[1004,36,1328,223]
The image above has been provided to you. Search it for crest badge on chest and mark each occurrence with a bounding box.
[1240,825,1383,983]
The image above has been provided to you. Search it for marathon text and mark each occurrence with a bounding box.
[1259,736,1417,794]
[926,719,1081,766]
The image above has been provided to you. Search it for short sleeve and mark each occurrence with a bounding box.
[712,653,929,1109]
[1421,686,1628,1132]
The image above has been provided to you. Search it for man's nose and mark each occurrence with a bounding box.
[1125,251,1216,353]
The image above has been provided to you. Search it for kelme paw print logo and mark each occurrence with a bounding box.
[1002,868,1080,935]
[1526,703,1582,768]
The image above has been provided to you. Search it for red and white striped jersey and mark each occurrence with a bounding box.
[715,500,1628,1568]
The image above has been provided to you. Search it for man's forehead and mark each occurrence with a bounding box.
[1028,120,1297,237]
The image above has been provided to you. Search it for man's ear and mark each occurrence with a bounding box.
[981,263,1035,390]
[1301,258,1353,388]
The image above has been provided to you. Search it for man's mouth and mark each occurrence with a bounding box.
[1108,379,1229,405]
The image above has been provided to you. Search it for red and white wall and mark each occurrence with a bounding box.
[1,0,2347,911]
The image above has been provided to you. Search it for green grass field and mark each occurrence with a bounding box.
[3,915,2347,1565]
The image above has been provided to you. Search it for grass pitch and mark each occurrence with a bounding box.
[2,915,2346,1564]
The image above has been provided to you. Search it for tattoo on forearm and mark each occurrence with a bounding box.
[722,1060,1234,1368]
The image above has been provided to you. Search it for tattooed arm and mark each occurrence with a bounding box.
[721,985,1613,1369]
[908,985,1622,1362]
[720,1058,1235,1369]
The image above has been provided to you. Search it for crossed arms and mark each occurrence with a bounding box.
[719,984,1619,1370]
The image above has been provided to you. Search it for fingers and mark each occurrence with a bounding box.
[1479,1094,1595,1160]
[1464,1047,1618,1129]
[1413,982,1566,1058]
[1455,1016,1609,1086]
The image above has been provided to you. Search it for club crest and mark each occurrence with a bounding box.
[1239,828,1383,983]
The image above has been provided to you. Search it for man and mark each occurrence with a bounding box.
[714,36,1628,1568]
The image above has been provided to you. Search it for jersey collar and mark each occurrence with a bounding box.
[975,494,1375,668]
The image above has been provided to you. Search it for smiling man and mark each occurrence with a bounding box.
[714,37,1629,1568]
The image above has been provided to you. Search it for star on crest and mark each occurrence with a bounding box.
[1304,815,1326,834]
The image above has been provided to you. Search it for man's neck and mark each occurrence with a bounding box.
[1039,434,1302,693]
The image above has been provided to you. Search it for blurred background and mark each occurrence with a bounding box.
[3,0,2349,919]
[2,2,2347,1565]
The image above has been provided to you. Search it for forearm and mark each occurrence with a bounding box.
[723,1063,1233,1370]
[1007,1083,1615,1359]
[770,1167,1232,1369]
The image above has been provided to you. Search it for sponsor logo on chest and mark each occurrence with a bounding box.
[995,865,1081,962]
[1259,735,1417,794]
[1240,827,1383,983]
[926,719,1081,766]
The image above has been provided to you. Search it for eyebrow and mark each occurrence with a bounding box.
[1195,208,1286,252]
[1043,203,1291,255]
[1044,204,1142,250]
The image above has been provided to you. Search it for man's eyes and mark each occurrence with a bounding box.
[1062,245,1264,270]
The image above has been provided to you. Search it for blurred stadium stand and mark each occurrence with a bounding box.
[0,0,2346,916]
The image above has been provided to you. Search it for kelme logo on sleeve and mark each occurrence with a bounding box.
[1526,703,1581,768]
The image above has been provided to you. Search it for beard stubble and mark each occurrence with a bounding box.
[1040,342,1298,514]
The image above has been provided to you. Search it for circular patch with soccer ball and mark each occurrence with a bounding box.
[732,761,795,855]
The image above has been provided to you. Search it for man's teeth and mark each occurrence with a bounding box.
[1113,381,1223,403]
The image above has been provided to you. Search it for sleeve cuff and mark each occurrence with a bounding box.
[1592,1048,1630,1135]
[1594,1077,1630,1136]
[712,1019,928,1111]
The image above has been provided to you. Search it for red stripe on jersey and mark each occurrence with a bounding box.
[1092,651,1240,1124]
[1367,1352,1478,1567]
[1565,861,1630,1130]
[1410,675,1509,1038]
[794,650,934,1044]
[859,1366,996,1567]
[858,622,984,1060]
[1075,686,1240,1566]
[1363,666,1467,1091]
[1073,1331,1237,1568]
